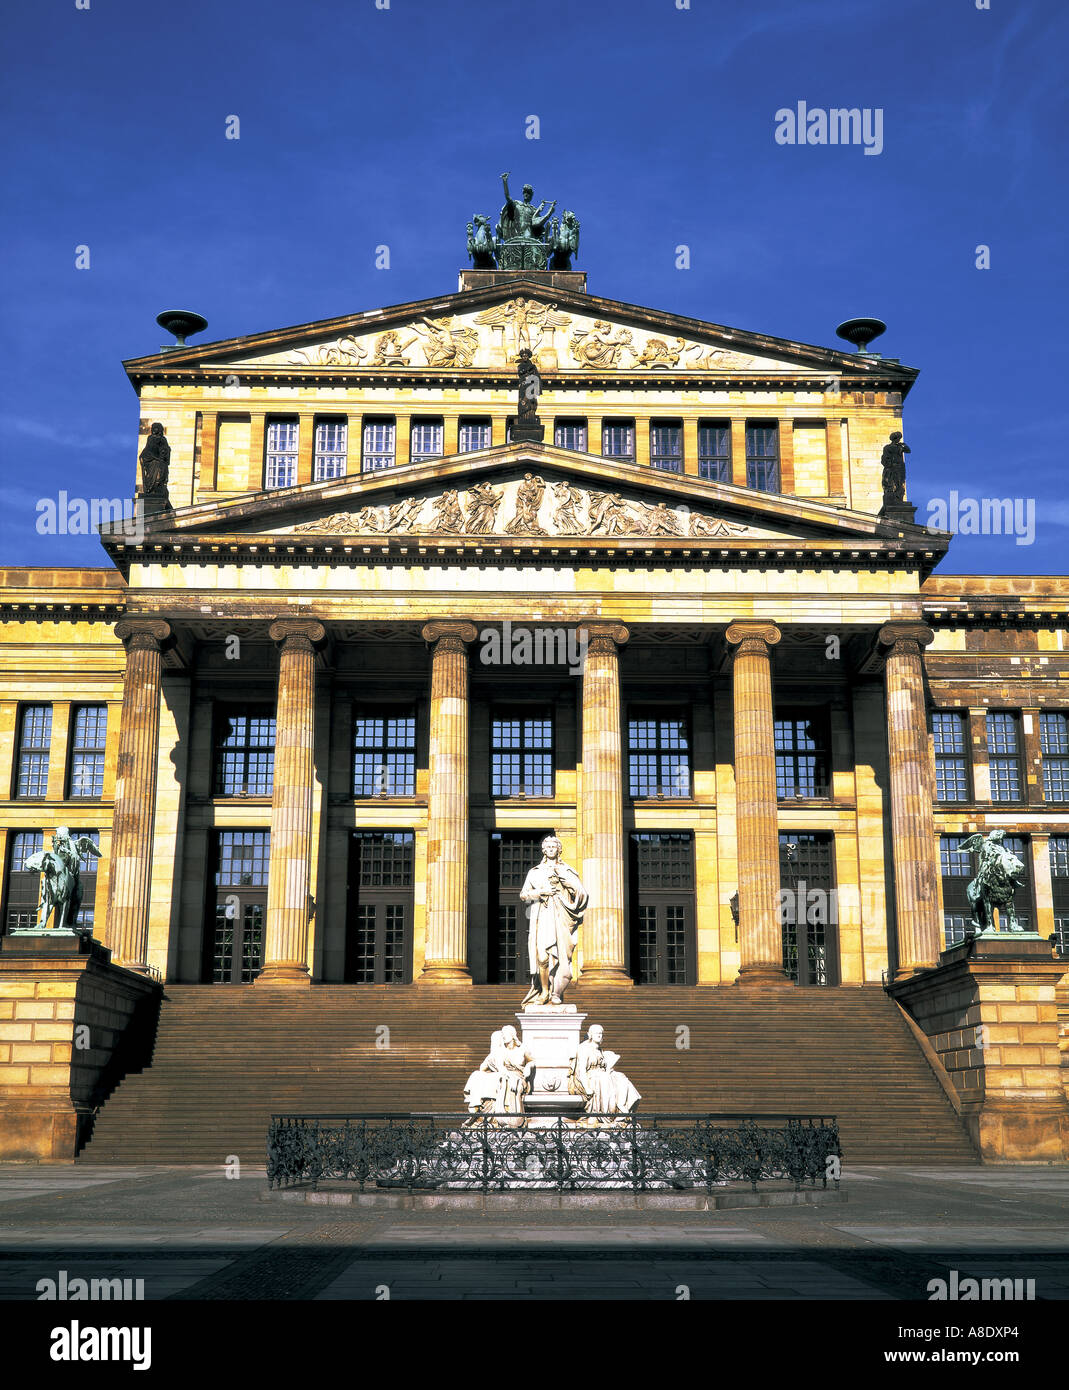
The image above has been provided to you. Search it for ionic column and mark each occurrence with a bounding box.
[105,618,171,971]
[878,621,941,974]
[420,621,478,984]
[580,622,631,985]
[725,620,789,985]
[258,618,325,985]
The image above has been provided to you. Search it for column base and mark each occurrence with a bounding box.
[417,964,473,986]
[735,965,794,987]
[577,968,633,988]
[892,962,939,981]
[254,963,311,987]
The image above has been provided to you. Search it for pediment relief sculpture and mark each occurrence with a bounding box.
[287,477,753,540]
[224,303,791,375]
[473,298,573,360]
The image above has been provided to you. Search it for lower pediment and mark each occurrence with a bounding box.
[274,472,763,542]
[119,445,944,559]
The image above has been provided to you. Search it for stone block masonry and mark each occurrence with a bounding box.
[0,933,160,1160]
[890,935,1069,1162]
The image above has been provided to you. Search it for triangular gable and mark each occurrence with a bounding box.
[204,305,804,376]
[123,281,917,384]
[124,445,940,548]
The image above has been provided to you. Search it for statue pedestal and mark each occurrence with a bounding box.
[517,1007,586,1118]
[889,935,1069,1161]
[509,419,545,444]
[879,501,917,527]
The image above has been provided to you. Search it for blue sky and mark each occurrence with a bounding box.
[2,0,1066,572]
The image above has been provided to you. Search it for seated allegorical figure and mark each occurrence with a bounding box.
[463,1025,534,1118]
[570,1024,641,1118]
[463,1029,504,1115]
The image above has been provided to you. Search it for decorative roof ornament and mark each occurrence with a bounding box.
[466,174,578,272]
[835,317,886,353]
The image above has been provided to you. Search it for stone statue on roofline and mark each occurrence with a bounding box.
[880,430,909,506]
[139,422,171,502]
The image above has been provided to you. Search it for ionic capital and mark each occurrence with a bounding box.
[114,617,172,653]
[725,620,781,659]
[583,621,629,657]
[421,621,479,654]
[268,617,327,652]
[878,621,935,660]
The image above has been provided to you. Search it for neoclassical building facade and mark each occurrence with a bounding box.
[1,266,1067,1071]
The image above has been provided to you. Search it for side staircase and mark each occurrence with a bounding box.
[79,984,978,1165]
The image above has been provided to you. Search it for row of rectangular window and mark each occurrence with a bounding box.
[6,825,1065,966]
[14,705,107,801]
[260,417,781,490]
[19,702,1069,806]
[933,710,1069,803]
[214,705,825,801]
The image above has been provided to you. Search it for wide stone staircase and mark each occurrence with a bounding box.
[78,984,978,1165]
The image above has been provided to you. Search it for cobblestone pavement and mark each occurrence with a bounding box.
[0,1163,1066,1301]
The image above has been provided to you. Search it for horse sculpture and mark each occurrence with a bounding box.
[548,210,580,269]
[467,214,497,268]
[24,827,101,931]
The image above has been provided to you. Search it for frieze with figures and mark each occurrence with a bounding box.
[223,300,779,374]
[287,477,753,540]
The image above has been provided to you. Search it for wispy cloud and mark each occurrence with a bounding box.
[0,415,129,452]
[0,485,45,509]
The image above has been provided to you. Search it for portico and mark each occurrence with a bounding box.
[96,591,944,992]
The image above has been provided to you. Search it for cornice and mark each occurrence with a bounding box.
[123,277,919,388]
[99,531,946,582]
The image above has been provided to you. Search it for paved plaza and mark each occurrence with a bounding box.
[0,1163,1066,1302]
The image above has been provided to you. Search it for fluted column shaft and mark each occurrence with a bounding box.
[105,619,171,971]
[258,618,324,985]
[420,621,478,984]
[580,622,631,984]
[725,621,790,985]
[879,621,941,973]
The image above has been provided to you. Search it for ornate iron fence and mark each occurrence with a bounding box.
[266,1113,841,1194]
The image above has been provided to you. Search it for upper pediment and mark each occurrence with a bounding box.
[211,303,804,377]
[106,445,945,559]
[124,281,917,385]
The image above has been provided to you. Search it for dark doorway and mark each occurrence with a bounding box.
[346,831,415,983]
[489,830,552,984]
[207,830,269,984]
[627,831,697,984]
[778,832,840,986]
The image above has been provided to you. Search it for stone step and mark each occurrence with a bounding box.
[80,984,978,1165]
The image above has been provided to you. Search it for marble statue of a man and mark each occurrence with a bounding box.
[571,1025,641,1117]
[520,835,588,1007]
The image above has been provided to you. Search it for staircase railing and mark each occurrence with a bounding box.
[266,1112,841,1195]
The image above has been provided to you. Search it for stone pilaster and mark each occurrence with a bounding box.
[419,621,478,984]
[580,622,631,985]
[257,618,325,986]
[105,618,171,972]
[878,621,942,974]
[725,621,789,986]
